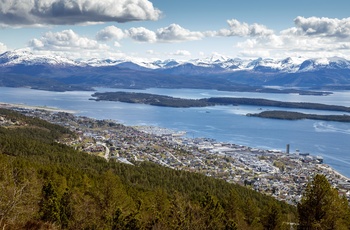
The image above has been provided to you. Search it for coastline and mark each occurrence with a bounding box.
[135,125,350,183]
[8,101,349,183]
[2,105,350,203]
[318,164,350,182]
[0,102,77,114]
[2,101,349,185]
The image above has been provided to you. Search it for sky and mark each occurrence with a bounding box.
[1,0,350,61]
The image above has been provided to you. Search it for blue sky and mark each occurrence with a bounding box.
[1,0,350,61]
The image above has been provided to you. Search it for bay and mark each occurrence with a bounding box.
[1,87,349,177]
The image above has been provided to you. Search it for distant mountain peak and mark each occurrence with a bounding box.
[0,50,79,67]
[1,50,350,75]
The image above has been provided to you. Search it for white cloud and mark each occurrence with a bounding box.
[0,42,7,53]
[125,24,205,43]
[0,0,161,27]
[96,26,125,41]
[218,19,274,37]
[172,50,191,56]
[292,16,350,38]
[127,27,157,42]
[29,29,109,51]
[233,16,350,59]
[156,24,204,42]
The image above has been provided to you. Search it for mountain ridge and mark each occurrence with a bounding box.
[1,50,350,90]
[2,50,350,73]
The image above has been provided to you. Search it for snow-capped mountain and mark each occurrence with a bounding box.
[0,50,80,66]
[2,50,350,90]
[2,50,350,74]
[298,57,350,72]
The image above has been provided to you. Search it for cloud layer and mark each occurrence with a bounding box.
[0,0,161,27]
[4,16,350,60]
[234,17,350,58]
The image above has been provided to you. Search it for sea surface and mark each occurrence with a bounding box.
[1,87,350,177]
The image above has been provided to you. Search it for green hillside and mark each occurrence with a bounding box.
[0,108,297,229]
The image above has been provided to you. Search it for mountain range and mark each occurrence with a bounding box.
[1,50,350,92]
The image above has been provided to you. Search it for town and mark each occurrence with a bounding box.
[2,104,350,205]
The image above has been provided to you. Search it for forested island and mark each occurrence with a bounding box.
[91,91,350,113]
[248,110,350,122]
[92,91,212,107]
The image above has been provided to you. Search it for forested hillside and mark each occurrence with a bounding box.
[1,109,350,229]
[0,109,296,229]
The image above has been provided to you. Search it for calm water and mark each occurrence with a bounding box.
[1,87,350,177]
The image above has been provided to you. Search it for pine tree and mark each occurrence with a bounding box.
[200,192,225,230]
[59,188,72,229]
[38,180,61,224]
[261,202,282,230]
[297,174,349,229]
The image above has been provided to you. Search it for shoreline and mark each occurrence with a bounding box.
[2,105,350,203]
[4,102,350,181]
[0,102,77,114]
[2,102,349,183]
[318,164,350,182]
[134,125,350,182]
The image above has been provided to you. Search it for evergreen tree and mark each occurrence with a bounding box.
[297,174,349,229]
[38,180,61,225]
[200,192,225,230]
[261,203,282,230]
[59,188,72,229]
[112,208,125,229]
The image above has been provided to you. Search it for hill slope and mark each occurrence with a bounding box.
[0,108,295,229]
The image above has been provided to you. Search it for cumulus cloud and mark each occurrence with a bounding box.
[125,24,205,43]
[218,19,274,37]
[232,16,350,58]
[127,27,157,42]
[96,26,125,41]
[292,16,350,38]
[156,24,204,42]
[29,29,108,51]
[0,0,161,27]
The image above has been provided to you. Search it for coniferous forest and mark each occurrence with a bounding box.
[0,109,349,229]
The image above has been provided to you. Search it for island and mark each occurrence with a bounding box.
[91,91,350,112]
[91,91,213,107]
[248,110,350,122]
[90,91,350,122]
